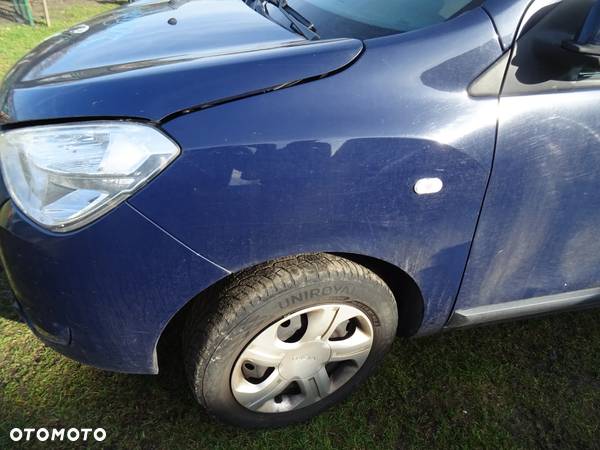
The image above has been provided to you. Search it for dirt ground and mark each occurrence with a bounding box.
[0,0,123,25]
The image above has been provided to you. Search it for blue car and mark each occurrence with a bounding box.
[1,0,599,427]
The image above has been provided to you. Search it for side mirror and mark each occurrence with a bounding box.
[563,1,600,56]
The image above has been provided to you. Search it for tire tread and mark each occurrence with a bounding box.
[182,253,393,415]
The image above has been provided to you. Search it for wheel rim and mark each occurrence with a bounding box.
[231,304,374,413]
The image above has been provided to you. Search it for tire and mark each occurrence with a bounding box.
[183,253,398,428]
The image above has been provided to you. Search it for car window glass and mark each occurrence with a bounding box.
[288,0,482,39]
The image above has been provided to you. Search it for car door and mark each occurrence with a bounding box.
[451,0,600,325]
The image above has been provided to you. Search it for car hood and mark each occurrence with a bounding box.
[0,0,363,124]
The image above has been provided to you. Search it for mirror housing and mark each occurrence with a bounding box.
[563,1,600,56]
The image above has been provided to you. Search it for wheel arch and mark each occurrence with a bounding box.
[155,252,425,372]
[329,252,424,337]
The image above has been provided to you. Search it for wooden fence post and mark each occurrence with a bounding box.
[42,0,51,27]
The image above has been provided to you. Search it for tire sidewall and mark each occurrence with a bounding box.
[199,277,397,427]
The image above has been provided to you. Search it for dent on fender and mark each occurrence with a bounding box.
[131,8,503,335]
[132,135,489,335]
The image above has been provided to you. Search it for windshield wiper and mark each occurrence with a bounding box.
[245,0,320,40]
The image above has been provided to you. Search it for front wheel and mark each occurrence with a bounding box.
[183,254,398,428]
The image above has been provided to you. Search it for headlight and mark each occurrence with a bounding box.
[0,121,180,232]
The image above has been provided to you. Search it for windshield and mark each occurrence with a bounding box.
[286,0,483,39]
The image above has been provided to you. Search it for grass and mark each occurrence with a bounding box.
[0,2,116,77]
[0,5,599,450]
[1,277,599,450]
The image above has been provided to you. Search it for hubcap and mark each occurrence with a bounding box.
[231,304,374,413]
